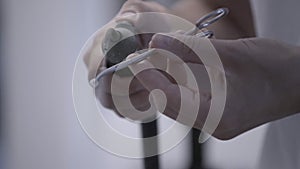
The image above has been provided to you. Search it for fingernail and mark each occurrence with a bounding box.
[107,28,121,42]
[117,11,137,20]
[121,11,136,17]
[150,33,171,48]
[116,11,140,25]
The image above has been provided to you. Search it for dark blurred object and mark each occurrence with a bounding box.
[103,21,160,169]
[102,22,140,67]
[0,0,4,167]
[141,120,160,169]
[102,22,141,76]
[0,0,3,146]
[189,129,203,169]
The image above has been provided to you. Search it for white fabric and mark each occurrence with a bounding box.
[251,0,300,168]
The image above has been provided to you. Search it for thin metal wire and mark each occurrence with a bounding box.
[90,49,156,87]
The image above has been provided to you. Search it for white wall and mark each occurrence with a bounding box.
[1,0,120,169]
[2,1,191,169]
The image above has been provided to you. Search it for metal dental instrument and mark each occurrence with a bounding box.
[90,8,229,87]
[185,8,229,36]
[90,49,156,87]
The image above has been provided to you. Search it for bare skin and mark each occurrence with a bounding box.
[84,0,300,140]
[136,34,300,140]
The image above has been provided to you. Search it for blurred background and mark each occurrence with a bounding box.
[0,0,268,169]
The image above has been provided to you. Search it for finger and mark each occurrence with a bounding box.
[116,1,169,32]
[154,79,211,129]
[184,63,211,93]
[127,54,182,113]
[127,53,173,91]
[118,1,144,16]
[83,21,117,81]
[100,90,151,119]
[109,90,151,111]
[127,53,211,127]
[96,80,150,111]
[98,71,148,96]
[149,33,205,64]
[120,0,165,15]
[145,49,168,71]
[168,59,187,85]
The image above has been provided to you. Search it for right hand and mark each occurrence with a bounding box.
[83,0,171,118]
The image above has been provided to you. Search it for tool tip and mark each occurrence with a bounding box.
[89,78,99,88]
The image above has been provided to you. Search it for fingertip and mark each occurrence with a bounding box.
[126,53,139,60]
[128,59,153,75]
[149,33,171,48]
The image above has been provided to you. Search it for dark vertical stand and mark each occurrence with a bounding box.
[141,120,160,169]
[0,0,3,144]
[105,44,160,169]
[0,2,3,167]
[189,129,203,169]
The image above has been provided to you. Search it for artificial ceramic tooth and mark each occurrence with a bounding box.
[107,28,121,42]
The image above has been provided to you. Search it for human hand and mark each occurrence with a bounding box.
[128,33,300,140]
[84,0,170,78]
[83,0,171,118]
